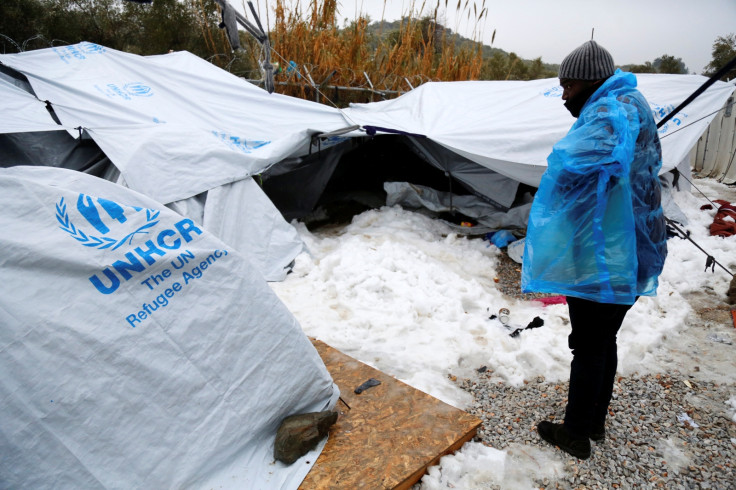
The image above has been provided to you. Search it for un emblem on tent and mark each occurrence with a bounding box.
[650,102,687,134]
[542,86,563,97]
[95,82,154,100]
[56,195,160,251]
[212,131,271,154]
[53,42,107,64]
[124,83,153,97]
[79,42,107,55]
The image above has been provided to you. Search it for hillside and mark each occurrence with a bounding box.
[364,18,560,80]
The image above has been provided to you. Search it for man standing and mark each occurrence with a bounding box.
[521,40,668,459]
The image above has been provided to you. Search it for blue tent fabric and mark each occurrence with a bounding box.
[522,70,667,304]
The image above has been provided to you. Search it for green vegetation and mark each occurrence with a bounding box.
[365,19,558,81]
[6,0,726,106]
[0,0,253,73]
[0,0,554,98]
[621,54,688,75]
[703,33,736,81]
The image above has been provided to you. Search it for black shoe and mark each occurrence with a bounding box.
[589,426,605,442]
[537,421,591,459]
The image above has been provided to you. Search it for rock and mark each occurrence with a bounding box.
[274,410,338,465]
[727,275,736,304]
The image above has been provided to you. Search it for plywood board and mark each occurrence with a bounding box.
[301,340,481,489]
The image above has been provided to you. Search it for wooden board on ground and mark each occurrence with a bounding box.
[301,340,482,490]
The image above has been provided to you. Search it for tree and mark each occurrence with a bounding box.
[653,54,687,74]
[41,0,125,50]
[0,0,49,52]
[135,0,214,55]
[0,0,249,73]
[480,51,527,80]
[628,61,655,74]
[704,33,736,81]
[623,55,686,75]
[527,57,555,80]
[480,52,554,81]
[481,51,506,79]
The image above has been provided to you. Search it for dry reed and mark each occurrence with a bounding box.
[238,0,488,105]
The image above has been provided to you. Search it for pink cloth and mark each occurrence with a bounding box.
[535,295,568,306]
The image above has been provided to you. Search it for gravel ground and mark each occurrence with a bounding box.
[492,249,539,300]
[453,250,736,489]
[461,371,736,489]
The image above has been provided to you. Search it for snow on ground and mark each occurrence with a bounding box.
[728,396,736,422]
[269,177,736,488]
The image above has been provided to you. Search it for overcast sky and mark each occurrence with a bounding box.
[247,0,736,75]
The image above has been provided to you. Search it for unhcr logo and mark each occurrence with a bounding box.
[53,42,106,64]
[94,82,154,100]
[56,195,161,251]
[212,130,271,154]
[124,82,153,97]
[650,102,687,134]
[79,42,106,55]
[542,86,563,97]
[56,194,204,295]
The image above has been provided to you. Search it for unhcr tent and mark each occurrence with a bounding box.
[0,73,65,133]
[0,165,339,489]
[341,75,736,184]
[1,40,734,488]
[0,42,356,281]
[262,74,735,231]
[1,42,734,262]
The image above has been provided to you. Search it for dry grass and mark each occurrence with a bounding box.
[238,0,488,105]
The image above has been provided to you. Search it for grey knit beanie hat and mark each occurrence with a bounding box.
[558,40,615,80]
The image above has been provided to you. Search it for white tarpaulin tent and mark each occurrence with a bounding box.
[0,42,356,281]
[5,44,732,196]
[0,77,69,133]
[1,43,734,269]
[0,42,353,203]
[260,74,733,230]
[341,75,736,187]
[0,165,339,489]
[1,41,734,487]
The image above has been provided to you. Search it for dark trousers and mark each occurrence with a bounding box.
[563,296,635,438]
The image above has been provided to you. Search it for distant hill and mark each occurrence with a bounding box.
[363,18,559,80]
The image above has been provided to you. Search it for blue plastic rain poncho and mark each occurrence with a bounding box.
[522,70,667,304]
